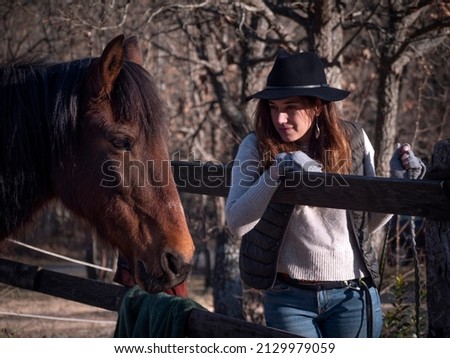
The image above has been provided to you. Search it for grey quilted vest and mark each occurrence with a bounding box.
[239,121,380,289]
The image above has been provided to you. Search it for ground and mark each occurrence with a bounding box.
[0,284,117,338]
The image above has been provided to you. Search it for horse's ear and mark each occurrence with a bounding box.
[99,34,125,95]
[123,36,143,65]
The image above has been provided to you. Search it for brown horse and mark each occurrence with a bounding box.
[0,35,194,292]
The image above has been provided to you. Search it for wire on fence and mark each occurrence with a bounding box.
[6,239,114,272]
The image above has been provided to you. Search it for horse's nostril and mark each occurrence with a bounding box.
[138,260,148,277]
[163,252,183,276]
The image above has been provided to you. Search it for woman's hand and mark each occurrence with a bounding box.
[389,143,426,179]
[271,151,322,180]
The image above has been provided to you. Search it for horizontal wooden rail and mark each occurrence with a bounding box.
[187,308,298,338]
[0,257,126,311]
[0,258,299,338]
[171,161,450,221]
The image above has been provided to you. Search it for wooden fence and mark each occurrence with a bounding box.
[0,258,298,338]
[1,139,449,337]
[172,139,450,337]
[171,160,449,220]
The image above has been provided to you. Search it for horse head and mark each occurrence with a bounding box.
[52,35,195,292]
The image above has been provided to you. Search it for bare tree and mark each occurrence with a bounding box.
[348,1,450,175]
[1,0,449,330]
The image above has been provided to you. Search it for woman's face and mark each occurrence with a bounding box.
[269,97,321,143]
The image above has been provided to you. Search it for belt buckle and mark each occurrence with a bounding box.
[346,279,361,290]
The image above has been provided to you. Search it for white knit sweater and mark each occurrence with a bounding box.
[225,132,391,281]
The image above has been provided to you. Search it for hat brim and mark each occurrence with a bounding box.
[246,87,350,102]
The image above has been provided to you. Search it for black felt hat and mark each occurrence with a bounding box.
[246,50,350,102]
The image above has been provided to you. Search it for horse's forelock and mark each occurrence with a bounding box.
[110,61,168,139]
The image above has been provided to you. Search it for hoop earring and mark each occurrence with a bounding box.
[315,118,320,139]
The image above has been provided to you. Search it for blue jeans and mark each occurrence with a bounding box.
[264,279,382,338]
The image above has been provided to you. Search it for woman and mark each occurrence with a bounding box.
[225,50,425,338]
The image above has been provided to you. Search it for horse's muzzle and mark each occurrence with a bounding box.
[137,252,192,293]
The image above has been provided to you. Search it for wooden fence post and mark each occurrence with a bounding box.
[425,139,450,337]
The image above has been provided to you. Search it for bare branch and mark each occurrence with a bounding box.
[235,0,298,52]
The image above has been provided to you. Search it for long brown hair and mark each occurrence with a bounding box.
[254,97,352,174]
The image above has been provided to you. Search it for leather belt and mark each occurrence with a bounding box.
[277,273,373,291]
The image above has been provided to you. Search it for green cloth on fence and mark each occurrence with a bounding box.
[114,286,205,338]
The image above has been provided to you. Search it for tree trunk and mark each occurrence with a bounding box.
[213,229,243,319]
[425,139,450,337]
[374,67,401,177]
[314,0,345,88]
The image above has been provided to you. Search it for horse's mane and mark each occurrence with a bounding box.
[0,59,92,236]
[1,59,92,162]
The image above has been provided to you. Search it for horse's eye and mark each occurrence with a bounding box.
[112,138,133,151]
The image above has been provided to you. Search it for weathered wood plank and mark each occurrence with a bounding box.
[0,256,39,289]
[187,308,300,338]
[275,173,449,220]
[425,139,450,337]
[0,258,127,311]
[36,269,127,312]
[171,161,450,220]
[172,161,232,197]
